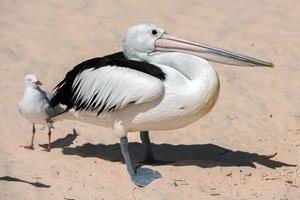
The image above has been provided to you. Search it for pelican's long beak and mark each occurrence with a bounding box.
[155,34,274,67]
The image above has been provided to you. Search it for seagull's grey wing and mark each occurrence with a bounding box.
[44,104,66,120]
[39,90,66,120]
[39,89,54,102]
[45,91,54,102]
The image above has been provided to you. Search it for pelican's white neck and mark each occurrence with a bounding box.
[132,51,220,117]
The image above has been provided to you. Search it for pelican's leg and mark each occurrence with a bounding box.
[23,124,35,150]
[139,131,172,165]
[120,136,161,187]
[140,131,155,162]
[120,137,136,178]
[116,120,161,186]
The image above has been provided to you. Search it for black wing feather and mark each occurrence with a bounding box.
[50,52,166,114]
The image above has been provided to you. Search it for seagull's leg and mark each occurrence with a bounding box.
[139,131,172,166]
[46,127,52,152]
[23,124,35,150]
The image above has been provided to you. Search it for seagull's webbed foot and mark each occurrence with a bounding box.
[120,137,161,187]
[21,145,34,150]
[42,147,51,152]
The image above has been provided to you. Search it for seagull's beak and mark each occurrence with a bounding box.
[155,34,274,68]
[35,80,43,85]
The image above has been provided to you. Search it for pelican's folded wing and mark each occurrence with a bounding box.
[50,52,166,115]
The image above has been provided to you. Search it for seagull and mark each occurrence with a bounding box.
[18,74,66,151]
[50,23,274,186]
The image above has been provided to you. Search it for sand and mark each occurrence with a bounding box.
[0,0,299,199]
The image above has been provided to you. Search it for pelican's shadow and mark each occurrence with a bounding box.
[62,142,295,168]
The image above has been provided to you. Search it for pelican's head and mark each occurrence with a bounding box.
[123,23,274,67]
[24,74,42,88]
[123,23,164,60]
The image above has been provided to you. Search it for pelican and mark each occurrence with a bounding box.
[50,23,274,186]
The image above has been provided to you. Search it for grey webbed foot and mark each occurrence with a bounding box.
[130,168,161,187]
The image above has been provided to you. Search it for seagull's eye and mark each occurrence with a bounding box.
[28,78,32,82]
[149,29,160,37]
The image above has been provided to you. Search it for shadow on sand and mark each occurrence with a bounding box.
[62,142,296,168]
[0,176,50,188]
[39,129,78,150]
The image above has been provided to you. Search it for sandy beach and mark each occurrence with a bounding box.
[0,0,299,199]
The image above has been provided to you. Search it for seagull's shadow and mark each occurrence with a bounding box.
[39,129,78,149]
[0,176,50,188]
[62,142,295,168]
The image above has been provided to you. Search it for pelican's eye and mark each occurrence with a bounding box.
[149,29,160,37]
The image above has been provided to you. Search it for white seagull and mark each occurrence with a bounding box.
[50,23,274,186]
[18,74,66,151]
